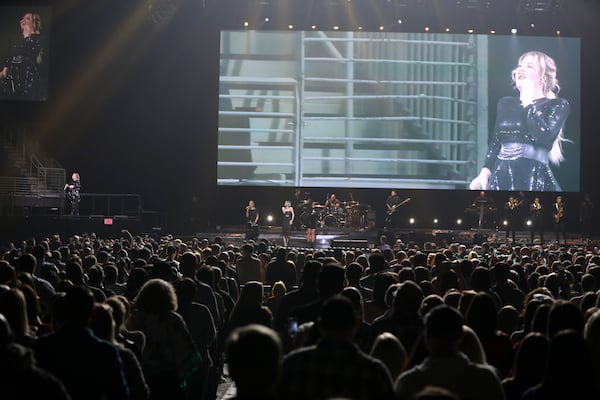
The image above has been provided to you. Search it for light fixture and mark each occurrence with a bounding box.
[511,28,518,34]
[457,219,462,225]
[409,218,415,225]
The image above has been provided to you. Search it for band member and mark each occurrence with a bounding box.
[553,195,566,244]
[504,195,520,242]
[385,190,410,229]
[64,172,81,216]
[325,193,341,212]
[281,200,295,247]
[245,200,259,241]
[305,202,319,248]
[530,197,544,243]
[579,193,594,241]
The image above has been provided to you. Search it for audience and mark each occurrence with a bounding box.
[1,229,600,400]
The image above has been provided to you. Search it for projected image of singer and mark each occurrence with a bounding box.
[470,51,570,191]
[0,12,47,100]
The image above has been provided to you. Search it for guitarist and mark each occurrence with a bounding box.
[385,190,410,229]
[553,195,566,244]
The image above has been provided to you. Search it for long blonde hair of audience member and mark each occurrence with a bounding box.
[370,332,407,381]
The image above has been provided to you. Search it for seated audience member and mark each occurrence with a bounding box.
[394,304,505,400]
[522,329,599,400]
[226,324,282,400]
[502,333,549,400]
[226,281,272,334]
[90,303,150,400]
[127,279,198,400]
[0,313,71,400]
[279,295,395,400]
[370,332,408,382]
[266,247,297,288]
[34,285,130,400]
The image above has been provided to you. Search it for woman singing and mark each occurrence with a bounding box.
[245,200,259,241]
[470,51,570,191]
[0,12,46,100]
[281,200,295,247]
[64,172,81,216]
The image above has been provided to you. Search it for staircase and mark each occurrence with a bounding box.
[0,127,66,216]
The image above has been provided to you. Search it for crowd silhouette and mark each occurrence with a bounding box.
[1,230,600,400]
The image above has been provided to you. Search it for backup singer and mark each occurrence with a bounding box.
[281,200,295,247]
[529,197,544,243]
[245,200,259,241]
[304,202,319,248]
[553,195,566,244]
[504,195,520,242]
[470,51,570,191]
[64,172,81,216]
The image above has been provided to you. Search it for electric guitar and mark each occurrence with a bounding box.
[387,198,411,215]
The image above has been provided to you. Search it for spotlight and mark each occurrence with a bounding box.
[288,24,294,29]
[457,219,462,225]
[530,23,535,28]
[358,26,363,30]
[311,25,316,30]
[409,218,415,225]
[398,19,402,24]
[490,30,496,34]
[445,28,450,32]
[267,215,274,223]
[424,26,430,32]
[467,29,474,33]
[265,17,270,22]
[556,30,561,35]
[526,220,532,226]
[503,220,508,226]
[511,28,518,34]
[243,21,249,28]
[433,218,439,224]
[333,25,340,30]
[379,25,385,31]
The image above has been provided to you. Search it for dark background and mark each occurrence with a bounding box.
[1,0,599,233]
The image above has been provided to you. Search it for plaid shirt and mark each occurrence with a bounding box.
[279,338,395,400]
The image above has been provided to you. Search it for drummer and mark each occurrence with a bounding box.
[325,193,342,214]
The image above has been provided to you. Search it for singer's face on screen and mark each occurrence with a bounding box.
[514,54,543,93]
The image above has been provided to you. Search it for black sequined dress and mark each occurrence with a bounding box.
[484,96,570,191]
[1,33,45,99]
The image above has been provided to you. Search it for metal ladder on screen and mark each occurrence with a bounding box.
[218,32,486,188]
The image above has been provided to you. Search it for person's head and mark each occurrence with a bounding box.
[370,332,407,380]
[71,172,80,181]
[20,12,42,37]
[133,279,177,315]
[90,303,116,344]
[512,332,549,385]
[0,288,29,344]
[271,281,286,298]
[513,51,559,98]
[318,295,359,340]
[424,305,464,356]
[63,285,95,327]
[465,292,498,340]
[317,262,346,300]
[284,200,291,207]
[248,200,255,208]
[391,190,397,196]
[534,197,540,204]
[237,281,264,308]
[547,299,584,338]
[392,280,424,317]
[226,324,282,397]
[459,324,487,364]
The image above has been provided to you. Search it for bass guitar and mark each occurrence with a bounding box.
[387,198,411,215]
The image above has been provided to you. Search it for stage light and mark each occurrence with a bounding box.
[398,19,402,24]
[526,220,532,226]
[333,25,340,30]
[445,28,450,32]
[467,29,474,33]
[457,219,462,225]
[530,23,535,28]
[265,17,270,22]
[556,30,561,35]
[243,21,249,28]
[503,220,508,226]
[424,26,430,32]
[433,218,439,224]
[490,30,496,34]
[379,25,385,31]
[267,215,274,223]
[288,24,294,29]
[358,26,363,30]
[511,28,518,34]
[409,217,415,225]
[311,25,317,30]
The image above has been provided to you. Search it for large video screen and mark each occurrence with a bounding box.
[218,31,580,192]
[0,6,51,101]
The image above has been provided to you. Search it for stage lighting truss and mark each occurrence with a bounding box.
[519,0,562,13]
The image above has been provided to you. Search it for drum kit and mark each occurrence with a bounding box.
[304,201,367,229]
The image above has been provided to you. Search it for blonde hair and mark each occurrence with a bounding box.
[512,51,568,165]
